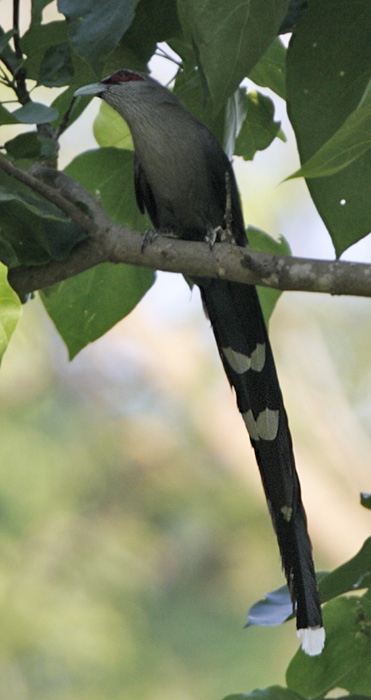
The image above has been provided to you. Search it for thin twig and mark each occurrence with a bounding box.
[12,0,22,60]
[11,0,29,104]
[56,95,77,139]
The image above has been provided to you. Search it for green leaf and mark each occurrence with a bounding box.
[65,148,149,229]
[287,597,371,696]
[0,26,19,74]
[278,0,308,34]
[248,38,287,99]
[38,42,74,87]
[21,21,97,127]
[4,132,58,162]
[286,0,371,256]
[246,584,293,627]
[222,688,305,700]
[22,21,70,80]
[125,0,181,45]
[235,91,283,161]
[174,67,246,151]
[0,28,15,54]
[287,103,371,179]
[174,62,278,158]
[0,103,18,125]
[41,148,154,356]
[247,573,327,628]
[0,170,86,267]
[247,226,291,324]
[319,537,371,603]
[174,67,227,146]
[31,0,54,23]
[102,41,148,78]
[5,132,41,160]
[177,0,290,110]
[12,102,58,124]
[109,0,181,71]
[93,102,133,150]
[50,87,92,132]
[361,493,371,510]
[58,0,140,68]
[40,263,154,359]
[224,88,249,158]
[49,60,97,131]
[0,262,22,363]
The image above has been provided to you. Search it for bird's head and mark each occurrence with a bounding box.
[74,69,176,122]
[74,69,146,98]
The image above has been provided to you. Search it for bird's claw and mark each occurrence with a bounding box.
[141,229,159,252]
[205,226,224,250]
[141,227,179,253]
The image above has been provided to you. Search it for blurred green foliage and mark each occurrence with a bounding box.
[0,299,296,699]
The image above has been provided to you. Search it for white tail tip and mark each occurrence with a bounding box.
[297,626,326,656]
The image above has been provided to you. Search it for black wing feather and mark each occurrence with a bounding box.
[134,154,159,226]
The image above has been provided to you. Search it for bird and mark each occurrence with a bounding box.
[74,69,325,655]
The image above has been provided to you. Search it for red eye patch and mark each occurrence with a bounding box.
[102,70,144,85]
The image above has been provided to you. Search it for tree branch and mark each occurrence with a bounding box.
[2,156,371,300]
[0,156,98,233]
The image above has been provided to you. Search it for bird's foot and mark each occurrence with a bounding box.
[141,227,177,253]
[141,229,159,252]
[205,225,224,250]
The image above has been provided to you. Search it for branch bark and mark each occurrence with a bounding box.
[2,156,371,300]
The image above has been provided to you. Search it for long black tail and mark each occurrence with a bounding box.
[195,275,324,655]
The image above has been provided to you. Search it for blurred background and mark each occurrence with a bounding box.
[1,1,371,699]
